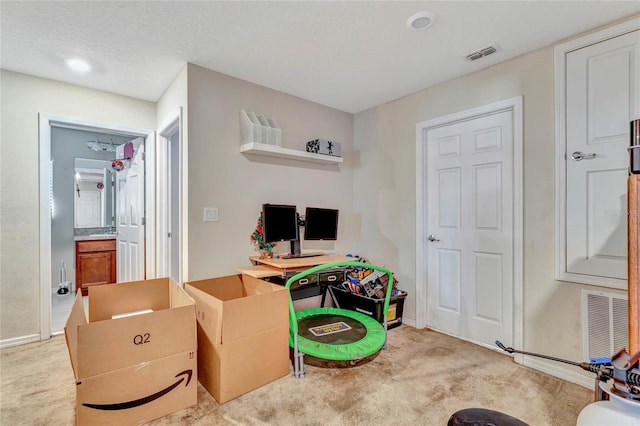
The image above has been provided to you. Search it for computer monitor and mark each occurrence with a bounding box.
[262,204,299,243]
[304,207,339,240]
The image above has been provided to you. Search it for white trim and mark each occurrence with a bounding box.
[512,96,524,359]
[554,17,639,289]
[145,131,157,280]
[157,112,184,285]
[402,318,417,328]
[38,113,153,342]
[414,124,427,330]
[522,356,594,389]
[156,130,170,279]
[179,107,188,284]
[0,334,41,349]
[555,18,639,56]
[414,96,524,358]
[38,115,52,340]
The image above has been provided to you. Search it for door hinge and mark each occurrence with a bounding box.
[142,217,146,226]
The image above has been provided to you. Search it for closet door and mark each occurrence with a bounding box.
[558,24,640,289]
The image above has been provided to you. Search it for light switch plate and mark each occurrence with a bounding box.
[203,207,218,222]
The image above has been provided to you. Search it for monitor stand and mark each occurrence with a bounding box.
[282,240,322,259]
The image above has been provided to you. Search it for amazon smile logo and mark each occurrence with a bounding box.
[82,370,193,411]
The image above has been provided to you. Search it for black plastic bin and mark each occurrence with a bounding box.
[329,286,406,329]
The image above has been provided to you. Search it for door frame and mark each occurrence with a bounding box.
[415,96,523,359]
[157,108,186,285]
[39,113,155,339]
[554,17,639,289]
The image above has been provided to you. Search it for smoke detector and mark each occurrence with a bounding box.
[465,43,498,61]
[406,11,436,31]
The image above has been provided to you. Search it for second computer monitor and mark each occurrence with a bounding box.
[304,207,339,240]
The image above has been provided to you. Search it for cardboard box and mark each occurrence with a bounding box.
[64,278,197,425]
[185,274,290,403]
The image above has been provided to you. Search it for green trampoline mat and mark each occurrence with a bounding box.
[290,307,386,361]
[298,313,367,345]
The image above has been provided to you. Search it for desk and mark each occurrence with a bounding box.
[239,255,352,307]
[246,255,352,273]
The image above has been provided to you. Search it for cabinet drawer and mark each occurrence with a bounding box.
[76,239,116,253]
[319,270,345,284]
[288,273,318,291]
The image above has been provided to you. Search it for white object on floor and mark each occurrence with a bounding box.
[576,381,640,426]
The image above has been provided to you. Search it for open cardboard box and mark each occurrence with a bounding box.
[64,278,197,425]
[185,274,289,403]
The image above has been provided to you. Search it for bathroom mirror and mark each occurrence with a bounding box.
[74,158,115,228]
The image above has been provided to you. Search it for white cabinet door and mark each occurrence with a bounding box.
[426,110,514,347]
[565,30,639,283]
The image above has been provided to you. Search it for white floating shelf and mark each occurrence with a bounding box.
[240,142,343,165]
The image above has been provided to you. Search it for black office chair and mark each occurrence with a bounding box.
[447,408,529,426]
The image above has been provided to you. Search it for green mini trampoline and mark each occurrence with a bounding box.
[286,261,394,378]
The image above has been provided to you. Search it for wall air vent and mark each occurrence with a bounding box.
[465,43,498,61]
[582,290,628,362]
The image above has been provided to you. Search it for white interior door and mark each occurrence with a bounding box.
[426,110,514,347]
[565,30,639,281]
[116,138,145,282]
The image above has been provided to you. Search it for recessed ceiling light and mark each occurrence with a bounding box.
[406,11,436,31]
[65,58,91,72]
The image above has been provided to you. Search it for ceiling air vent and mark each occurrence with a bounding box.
[465,43,498,61]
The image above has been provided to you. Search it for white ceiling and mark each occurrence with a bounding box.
[2,1,638,113]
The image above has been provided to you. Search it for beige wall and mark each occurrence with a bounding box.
[0,70,156,341]
[353,37,628,377]
[185,64,354,280]
[0,65,354,342]
[157,66,188,131]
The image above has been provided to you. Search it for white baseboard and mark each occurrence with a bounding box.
[402,317,417,328]
[0,334,41,349]
[522,355,595,389]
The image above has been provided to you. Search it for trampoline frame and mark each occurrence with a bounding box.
[285,261,394,378]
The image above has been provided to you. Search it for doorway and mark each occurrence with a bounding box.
[157,113,183,285]
[415,97,523,355]
[50,127,136,333]
[39,113,155,337]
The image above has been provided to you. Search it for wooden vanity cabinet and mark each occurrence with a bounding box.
[76,239,116,296]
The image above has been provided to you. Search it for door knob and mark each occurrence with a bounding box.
[427,235,440,242]
[570,151,597,161]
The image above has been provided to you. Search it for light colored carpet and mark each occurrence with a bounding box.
[1,326,592,425]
